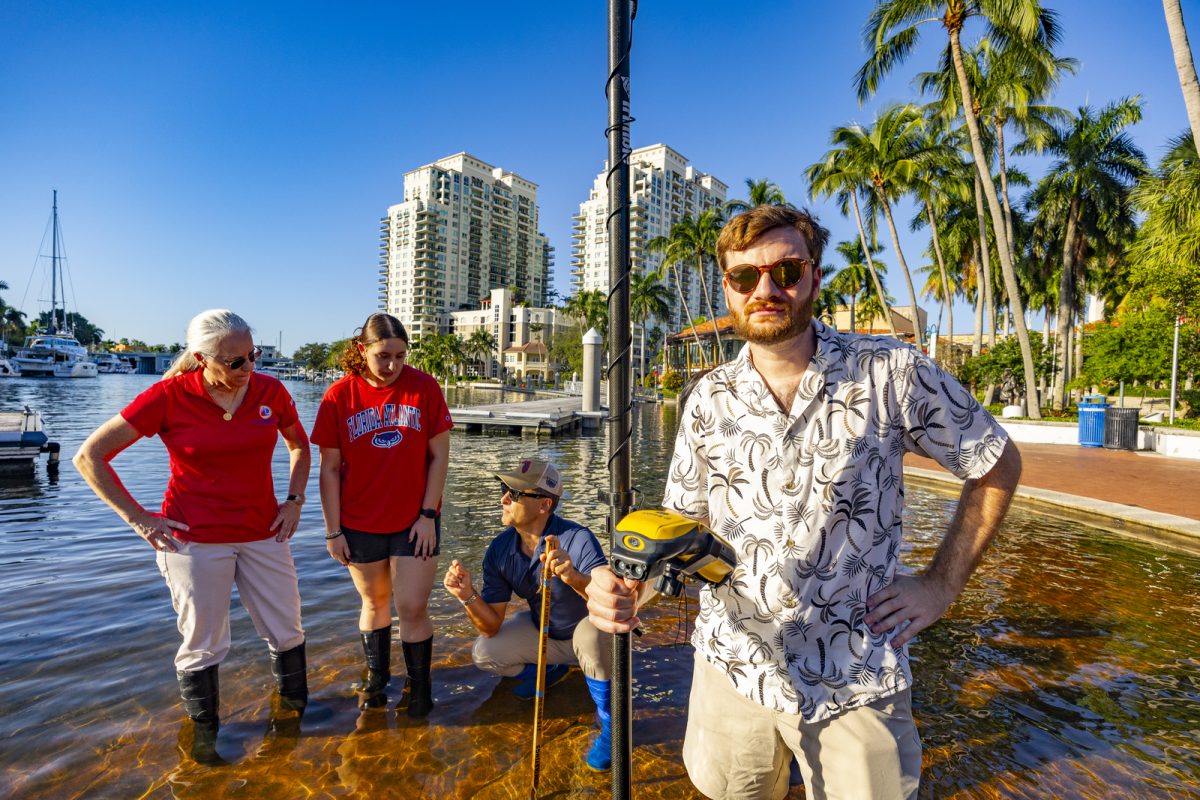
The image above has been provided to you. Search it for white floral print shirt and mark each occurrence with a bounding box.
[664,321,1008,722]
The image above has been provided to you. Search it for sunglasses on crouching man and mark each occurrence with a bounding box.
[499,482,552,501]
[723,257,813,294]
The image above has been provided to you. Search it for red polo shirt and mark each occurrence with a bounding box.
[121,371,301,544]
[311,368,453,534]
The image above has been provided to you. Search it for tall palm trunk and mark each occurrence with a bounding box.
[670,264,707,368]
[1165,0,1200,144]
[1053,195,1081,410]
[851,192,897,338]
[925,204,954,364]
[950,28,1042,418]
[878,193,924,351]
[638,315,648,387]
[995,120,1018,266]
[694,251,723,358]
[972,239,984,356]
[973,172,996,348]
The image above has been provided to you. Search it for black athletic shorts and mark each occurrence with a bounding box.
[342,517,441,563]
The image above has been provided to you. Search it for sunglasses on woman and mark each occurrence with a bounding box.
[209,346,263,370]
[723,257,813,294]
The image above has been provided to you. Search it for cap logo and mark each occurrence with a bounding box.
[545,476,557,488]
[520,460,531,473]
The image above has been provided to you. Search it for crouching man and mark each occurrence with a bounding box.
[443,457,614,771]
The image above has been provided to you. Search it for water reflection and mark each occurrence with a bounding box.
[0,375,1196,798]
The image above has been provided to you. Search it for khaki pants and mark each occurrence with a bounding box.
[156,537,305,672]
[472,611,611,680]
[683,653,921,800]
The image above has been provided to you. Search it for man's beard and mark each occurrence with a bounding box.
[730,298,814,345]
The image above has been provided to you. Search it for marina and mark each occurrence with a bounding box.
[0,375,1197,798]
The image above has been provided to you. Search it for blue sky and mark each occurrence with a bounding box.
[1,1,1197,350]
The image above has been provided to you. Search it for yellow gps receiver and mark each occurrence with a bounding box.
[611,509,736,597]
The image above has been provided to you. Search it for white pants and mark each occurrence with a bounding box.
[472,611,612,680]
[156,537,305,672]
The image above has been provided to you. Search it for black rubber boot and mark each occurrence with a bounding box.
[270,641,309,712]
[177,665,223,765]
[256,693,304,759]
[357,626,391,708]
[402,636,434,718]
[178,665,220,726]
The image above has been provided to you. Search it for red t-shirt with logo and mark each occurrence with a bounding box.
[311,368,453,534]
[120,371,301,544]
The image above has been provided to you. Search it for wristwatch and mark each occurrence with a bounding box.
[461,591,479,606]
[286,494,306,506]
[419,507,439,519]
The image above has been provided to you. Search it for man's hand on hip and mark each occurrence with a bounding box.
[865,574,955,649]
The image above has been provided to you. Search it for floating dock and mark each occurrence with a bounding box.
[0,408,60,473]
[450,397,605,436]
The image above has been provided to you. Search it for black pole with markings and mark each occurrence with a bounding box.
[606,0,634,797]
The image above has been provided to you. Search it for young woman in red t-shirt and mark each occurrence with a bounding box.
[312,313,452,716]
[73,309,311,763]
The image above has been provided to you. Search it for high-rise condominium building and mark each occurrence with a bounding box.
[571,144,728,334]
[379,153,553,339]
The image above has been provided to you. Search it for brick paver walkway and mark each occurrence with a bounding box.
[905,441,1199,521]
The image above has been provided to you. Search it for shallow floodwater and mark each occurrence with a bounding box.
[0,375,1197,799]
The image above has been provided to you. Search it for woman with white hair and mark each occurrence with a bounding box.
[74,309,311,761]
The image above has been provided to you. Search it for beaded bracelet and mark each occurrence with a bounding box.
[324,530,344,540]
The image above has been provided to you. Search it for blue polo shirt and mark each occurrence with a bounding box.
[480,514,607,640]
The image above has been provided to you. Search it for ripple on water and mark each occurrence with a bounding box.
[0,375,1197,798]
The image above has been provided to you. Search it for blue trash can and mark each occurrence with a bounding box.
[1077,396,1108,447]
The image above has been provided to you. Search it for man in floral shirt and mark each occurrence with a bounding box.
[588,205,1022,799]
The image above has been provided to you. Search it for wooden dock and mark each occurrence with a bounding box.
[450,397,605,436]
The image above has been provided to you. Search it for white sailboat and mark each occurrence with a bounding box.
[12,192,98,379]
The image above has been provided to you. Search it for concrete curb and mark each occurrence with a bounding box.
[905,466,1200,545]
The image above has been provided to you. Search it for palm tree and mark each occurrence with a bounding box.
[1164,0,1200,144]
[652,211,725,356]
[630,271,671,382]
[825,105,936,350]
[909,118,971,358]
[463,328,497,377]
[920,36,1075,263]
[857,0,1061,417]
[724,178,790,216]
[2,307,25,348]
[807,134,899,339]
[648,221,709,367]
[1014,97,1147,409]
[562,292,591,337]
[1129,132,1200,322]
[828,240,888,333]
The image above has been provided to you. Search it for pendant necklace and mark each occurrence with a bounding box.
[222,411,233,421]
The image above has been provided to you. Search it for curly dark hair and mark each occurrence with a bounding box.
[340,313,409,375]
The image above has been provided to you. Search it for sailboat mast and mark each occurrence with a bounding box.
[50,190,59,334]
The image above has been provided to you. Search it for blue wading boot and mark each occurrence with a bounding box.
[584,676,612,772]
[512,662,569,700]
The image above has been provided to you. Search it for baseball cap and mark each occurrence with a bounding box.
[495,457,569,499]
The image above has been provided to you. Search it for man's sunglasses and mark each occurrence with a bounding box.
[208,346,263,370]
[723,257,813,294]
[500,482,552,501]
